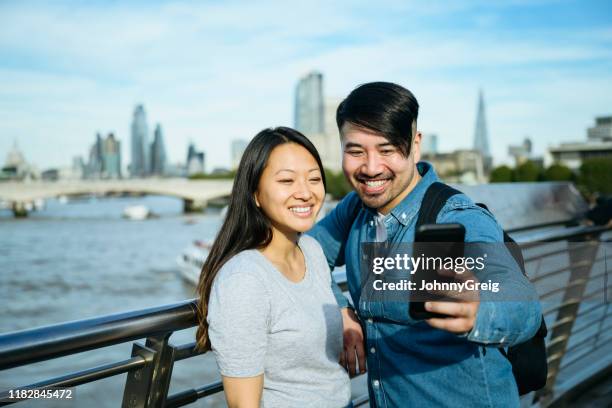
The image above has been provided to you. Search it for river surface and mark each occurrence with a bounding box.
[0,196,366,407]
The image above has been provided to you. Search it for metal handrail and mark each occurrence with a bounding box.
[0,224,610,407]
[518,225,609,246]
[523,242,593,265]
[0,357,146,404]
[561,340,611,371]
[0,299,198,370]
[539,270,608,301]
[530,259,591,283]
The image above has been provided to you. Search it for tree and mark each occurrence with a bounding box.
[543,163,573,182]
[489,165,513,182]
[514,160,541,182]
[578,157,612,194]
[188,170,236,180]
[324,168,352,199]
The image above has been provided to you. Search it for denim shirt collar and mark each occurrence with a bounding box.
[366,161,439,227]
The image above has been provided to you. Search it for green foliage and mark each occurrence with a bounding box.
[188,170,236,180]
[324,168,352,199]
[578,157,612,194]
[514,160,541,182]
[543,163,573,181]
[489,165,513,182]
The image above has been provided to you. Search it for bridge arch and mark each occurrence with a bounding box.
[0,179,233,217]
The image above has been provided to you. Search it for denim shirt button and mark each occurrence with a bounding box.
[370,347,376,354]
[367,318,373,324]
[373,380,380,388]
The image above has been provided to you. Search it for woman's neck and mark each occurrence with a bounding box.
[261,227,300,262]
[259,227,306,283]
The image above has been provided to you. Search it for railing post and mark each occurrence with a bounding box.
[538,237,601,403]
[122,334,175,408]
[122,344,156,408]
[12,201,28,217]
[183,199,206,213]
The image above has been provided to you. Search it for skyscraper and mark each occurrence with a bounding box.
[473,90,492,170]
[308,97,342,171]
[294,71,324,135]
[186,142,205,175]
[85,132,121,179]
[150,124,167,176]
[421,133,439,155]
[231,139,248,169]
[131,104,149,177]
[86,133,103,179]
[102,133,121,179]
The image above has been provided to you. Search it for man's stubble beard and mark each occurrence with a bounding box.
[351,166,417,212]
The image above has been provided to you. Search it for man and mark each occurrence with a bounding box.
[308,82,541,407]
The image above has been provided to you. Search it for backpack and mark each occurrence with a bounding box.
[416,182,548,396]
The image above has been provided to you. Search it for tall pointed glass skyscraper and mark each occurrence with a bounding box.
[131,105,149,177]
[473,90,492,170]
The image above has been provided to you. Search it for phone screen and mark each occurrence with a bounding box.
[409,223,466,320]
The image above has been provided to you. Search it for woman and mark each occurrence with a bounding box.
[195,127,351,408]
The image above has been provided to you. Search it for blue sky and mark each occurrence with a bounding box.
[1,0,611,171]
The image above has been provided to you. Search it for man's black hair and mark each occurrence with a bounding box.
[336,82,419,157]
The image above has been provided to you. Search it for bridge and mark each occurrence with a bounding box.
[0,179,234,216]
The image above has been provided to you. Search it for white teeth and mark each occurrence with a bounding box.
[290,206,311,213]
[365,180,386,187]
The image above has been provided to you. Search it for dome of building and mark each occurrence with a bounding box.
[5,142,25,168]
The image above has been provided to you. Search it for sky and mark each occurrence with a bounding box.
[1,0,611,172]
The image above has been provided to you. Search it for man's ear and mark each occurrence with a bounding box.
[413,131,422,163]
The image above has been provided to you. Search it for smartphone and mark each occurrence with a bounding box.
[409,223,466,320]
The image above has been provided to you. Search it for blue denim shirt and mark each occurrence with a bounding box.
[308,162,542,408]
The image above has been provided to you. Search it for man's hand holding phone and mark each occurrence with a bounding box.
[424,267,480,334]
[409,223,480,334]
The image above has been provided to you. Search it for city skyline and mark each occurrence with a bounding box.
[1,1,611,170]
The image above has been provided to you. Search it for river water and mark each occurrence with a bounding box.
[0,196,229,407]
[0,195,367,407]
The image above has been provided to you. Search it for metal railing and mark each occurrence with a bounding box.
[0,224,610,407]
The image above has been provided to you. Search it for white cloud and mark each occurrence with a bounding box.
[0,0,610,171]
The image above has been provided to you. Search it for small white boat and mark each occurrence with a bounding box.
[176,240,211,285]
[122,205,150,220]
[34,198,45,211]
[175,239,347,287]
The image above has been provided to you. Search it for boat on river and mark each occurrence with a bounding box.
[175,239,346,286]
[122,205,151,220]
[176,240,211,285]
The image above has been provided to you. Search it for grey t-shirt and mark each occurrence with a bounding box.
[207,235,351,408]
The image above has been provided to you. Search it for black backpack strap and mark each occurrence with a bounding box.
[476,202,528,277]
[415,182,463,232]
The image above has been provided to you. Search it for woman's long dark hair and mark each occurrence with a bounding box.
[195,127,326,351]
